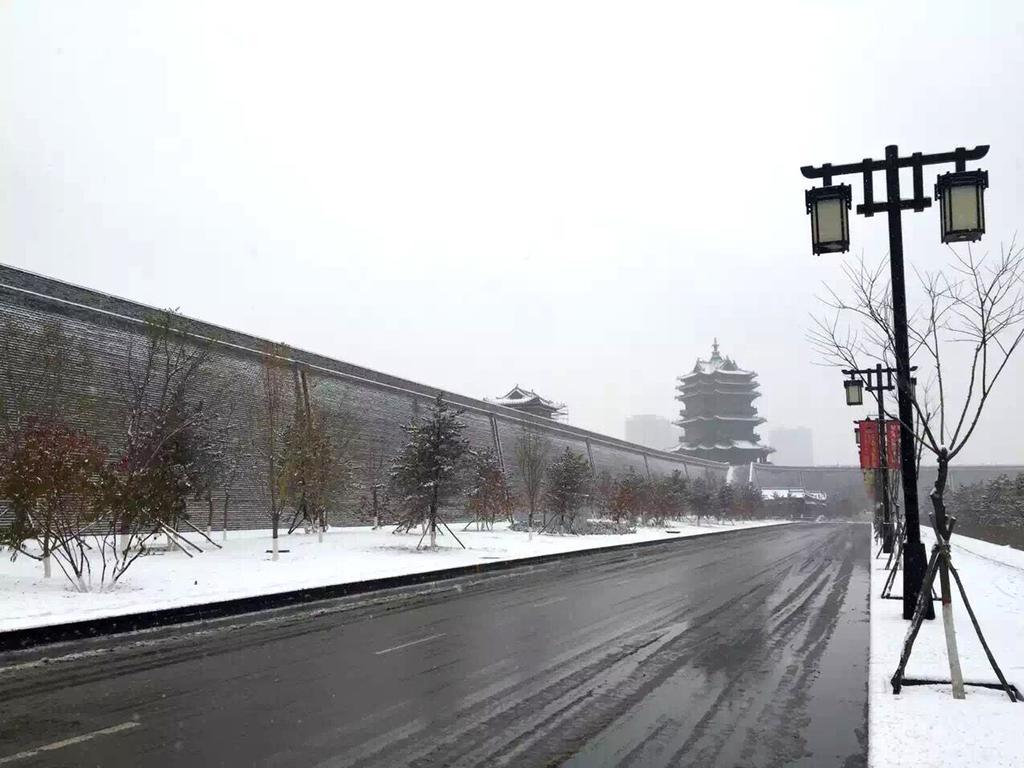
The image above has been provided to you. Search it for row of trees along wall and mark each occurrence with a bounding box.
[0,264,728,538]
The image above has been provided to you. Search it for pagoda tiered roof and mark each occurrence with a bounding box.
[673,340,772,464]
[676,414,766,427]
[487,385,567,420]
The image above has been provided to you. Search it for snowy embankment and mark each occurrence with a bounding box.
[869,531,1024,768]
[0,519,786,635]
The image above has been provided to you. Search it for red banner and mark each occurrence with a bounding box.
[857,419,901,470]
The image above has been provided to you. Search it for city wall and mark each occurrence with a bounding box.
[0,264,728,530]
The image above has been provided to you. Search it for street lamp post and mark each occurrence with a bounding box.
[842,363,911,554]
[802,144,989,620]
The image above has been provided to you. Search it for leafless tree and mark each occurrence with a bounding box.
[810,239,1024,698]
[362,435,395,529]
[98,310,214,586]
[253,346,290,560]
[0,320,97,578]
[810,241,1024,518]
[514,428,551,531]
[281,370,358,542]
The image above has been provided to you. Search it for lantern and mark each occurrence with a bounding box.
[935,170,988,243]
[805,184,852,254]
[844,377,864,407]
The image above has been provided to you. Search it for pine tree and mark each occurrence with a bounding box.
[544,448,591,534]
[689,476,713,526]
[391,394,470,549]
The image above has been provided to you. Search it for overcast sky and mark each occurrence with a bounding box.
[3,1,1024,465]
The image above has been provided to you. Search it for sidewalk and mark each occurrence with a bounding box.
[868,531,1024,768]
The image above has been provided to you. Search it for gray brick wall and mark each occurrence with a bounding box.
[0,263,729,530]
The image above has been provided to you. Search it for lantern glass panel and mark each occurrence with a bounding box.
[949,183,980,232]
[814,198,845,246]
[845,379,863,406]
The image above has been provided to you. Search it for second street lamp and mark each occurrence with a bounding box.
[844,377,864,407]
[842,364,908,554]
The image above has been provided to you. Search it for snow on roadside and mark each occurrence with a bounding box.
[0,519,787,634]
[869,530,1024,768]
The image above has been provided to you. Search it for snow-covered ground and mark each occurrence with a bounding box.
[869,530,1024,768]
[0,519,786,634]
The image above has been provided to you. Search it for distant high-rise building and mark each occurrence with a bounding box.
[625,414,681,451]
[674,339,773,464]
[768,427,814,466]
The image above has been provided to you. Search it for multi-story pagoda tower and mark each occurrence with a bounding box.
[674,340,773,464]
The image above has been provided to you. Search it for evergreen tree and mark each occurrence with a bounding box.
[391,394,470,549]
[665,470,690,521]
[689,476,713,525]
[544,448,591,534]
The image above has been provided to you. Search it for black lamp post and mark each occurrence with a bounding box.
[802,144,989,620]
[841,363,913,554]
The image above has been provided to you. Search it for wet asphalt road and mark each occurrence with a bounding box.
[0,523,869,768]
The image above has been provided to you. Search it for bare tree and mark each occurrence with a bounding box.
[281,369,356,542]
[362,435,394,529]
[464,448,512,531]
[0,419,104,590]
[254,347,289,561]
[99,310,214,585]
[811,240,1024,700]
[0,320,96,578]
[514,428,551,531]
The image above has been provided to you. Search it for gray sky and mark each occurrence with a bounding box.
[3,1,1024,465]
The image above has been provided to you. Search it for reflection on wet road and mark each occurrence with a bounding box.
[0,523,868,768]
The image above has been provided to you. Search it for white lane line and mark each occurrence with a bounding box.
[531,595,568,608]
[374,633,446,656]
[0,721,139,765]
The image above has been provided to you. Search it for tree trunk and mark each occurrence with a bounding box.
[430,483,439,549]
[931,449,965,699]
[222,492,230,542]
[272,511,280,561]
[207,493,214,534]
[43,553,52,579]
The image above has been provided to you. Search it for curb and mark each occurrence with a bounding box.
[0,523,791,653]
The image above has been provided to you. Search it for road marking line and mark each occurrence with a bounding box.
[0,721,139,765]
[374,633,446,656]
[531,595,568,608]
